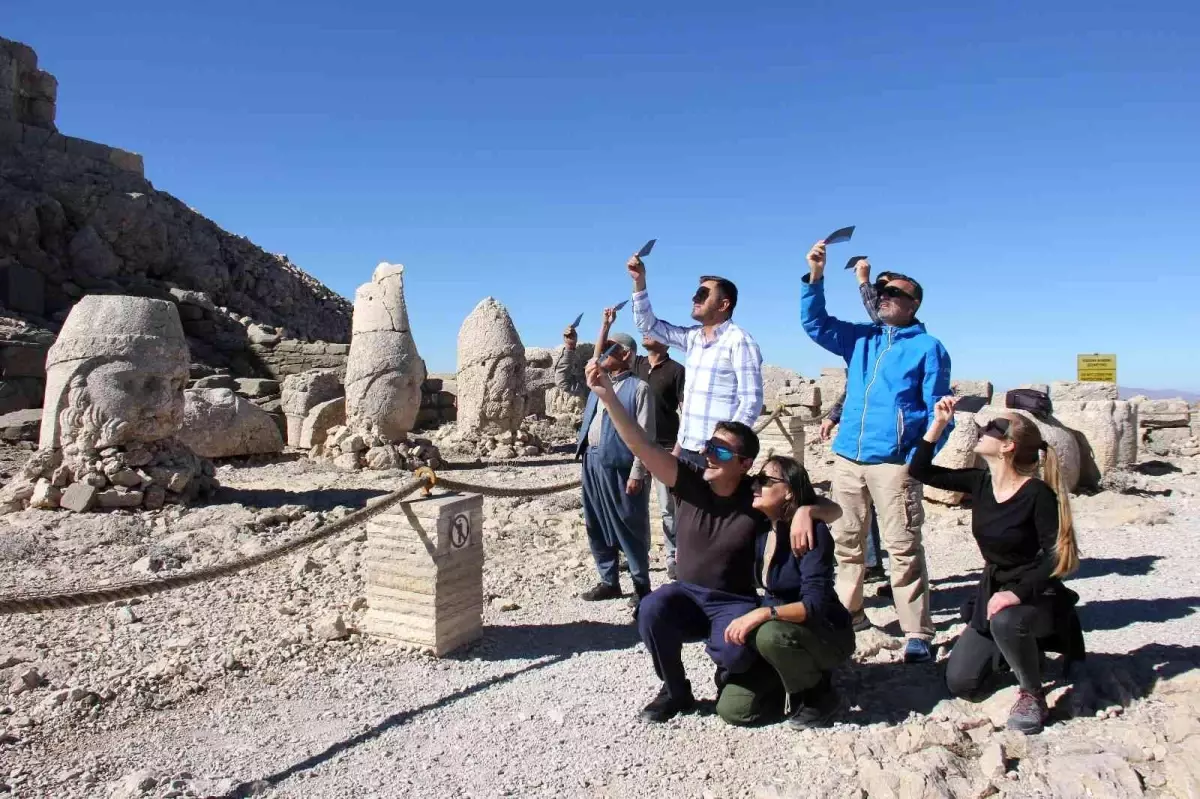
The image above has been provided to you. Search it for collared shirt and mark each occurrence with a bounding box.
[632,354,685,448]
[632,290,764,452]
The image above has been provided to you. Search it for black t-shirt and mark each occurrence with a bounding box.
[633,355,686,447]
[909,439,1060,603]
[671,460,768,597]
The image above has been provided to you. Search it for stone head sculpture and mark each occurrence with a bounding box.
[456,297,527,435]
[40,296,190,451]
[344,263,426,441]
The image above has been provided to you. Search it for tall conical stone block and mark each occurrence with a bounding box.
[344,263,425,441]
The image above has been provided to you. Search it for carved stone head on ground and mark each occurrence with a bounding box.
[41,296,190,451]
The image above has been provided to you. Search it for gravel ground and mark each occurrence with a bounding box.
[1,441,1199,798]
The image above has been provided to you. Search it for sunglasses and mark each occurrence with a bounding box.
[703,438,742,463]
[600,342,624,359]
[692,286,710,305]
[878,285,916,302]
[977,418,1011,440]
[752,472,787,488]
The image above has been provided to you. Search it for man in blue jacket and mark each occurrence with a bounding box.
[800,240,951,663]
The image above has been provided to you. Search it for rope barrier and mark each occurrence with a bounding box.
[0,464,585,615]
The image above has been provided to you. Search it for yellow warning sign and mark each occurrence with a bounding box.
[1077,354,1117,383]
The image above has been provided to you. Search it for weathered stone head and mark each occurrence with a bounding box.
[41,296,189,451]
[344,263,426,441]
[456,297,527,436]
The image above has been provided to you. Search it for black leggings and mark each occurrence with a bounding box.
[945,605,1048,697]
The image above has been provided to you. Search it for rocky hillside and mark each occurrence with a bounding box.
[0,35,352,411]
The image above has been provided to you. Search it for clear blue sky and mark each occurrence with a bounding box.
[8,2,1198,389]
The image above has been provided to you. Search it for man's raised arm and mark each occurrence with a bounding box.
[801,240,860,361]
[584,360,679,488]
[627,254,690,350]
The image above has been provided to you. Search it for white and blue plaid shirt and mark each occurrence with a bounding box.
[632,289,764,453]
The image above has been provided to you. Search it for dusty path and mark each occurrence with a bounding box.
[2,451,1199,798]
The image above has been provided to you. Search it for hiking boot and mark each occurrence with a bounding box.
[1007,689,1049,735]
[627,583,651,610]
[864,565,887,584]
[851,611,872,633]
[714,666,730,692]
[640,683,696,723]
[579,582,622,601]
[903,638,934,664]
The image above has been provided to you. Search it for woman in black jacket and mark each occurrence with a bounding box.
[715,455,856,730]
[909,397,1081,734]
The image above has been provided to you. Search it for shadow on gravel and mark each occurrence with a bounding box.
[210,486,388,511]
[451,621,642,662]
[1135,460,1182,476]
[930,570,982,587]
[220,654,570,799]
[1079,596,1200,631]
[841,642,1200,727]
[1074,554,1163,580]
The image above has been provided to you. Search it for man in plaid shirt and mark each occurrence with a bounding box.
[627,253,764,467]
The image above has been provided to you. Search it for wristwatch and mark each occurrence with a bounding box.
[768,605,779,620]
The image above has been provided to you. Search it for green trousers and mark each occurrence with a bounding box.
[715,619,856,726]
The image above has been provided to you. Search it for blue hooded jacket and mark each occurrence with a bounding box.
[801,276,952,464]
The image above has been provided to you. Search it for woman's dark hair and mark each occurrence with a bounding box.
[765,455,818,509]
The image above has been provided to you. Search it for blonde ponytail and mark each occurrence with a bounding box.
[1041,443,1079,577]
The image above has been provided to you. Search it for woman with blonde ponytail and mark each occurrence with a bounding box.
[909,397,1084,735]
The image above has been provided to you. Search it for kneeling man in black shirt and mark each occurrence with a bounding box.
[584,361,839,722]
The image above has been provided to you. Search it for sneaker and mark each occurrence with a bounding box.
[851,612,873,633]
[1007,689,1049,735]
[786,684,841,731]
[640,683,696,723]
[579,582,622,601]
[864,566,887,584]
[666,560,677,581]
[903,638,934,664]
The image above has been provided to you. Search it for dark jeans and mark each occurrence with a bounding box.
[945,604,1049,696]
[638,581,759,700]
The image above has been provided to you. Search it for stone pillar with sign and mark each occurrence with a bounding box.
[363,491,485,656]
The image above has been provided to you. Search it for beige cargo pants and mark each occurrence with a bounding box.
[831,455,933,640]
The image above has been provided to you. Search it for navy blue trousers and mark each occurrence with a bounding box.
[638,581,760,700]
[581,449,651,591]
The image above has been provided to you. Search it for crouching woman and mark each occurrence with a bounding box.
[716,455,856,729]
[909,397,1083,735]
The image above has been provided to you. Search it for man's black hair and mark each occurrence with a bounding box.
[714,420,759,461]
[699,275,739,313]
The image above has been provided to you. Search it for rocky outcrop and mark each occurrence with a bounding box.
[178,388,283,459]
[0,36,352,416]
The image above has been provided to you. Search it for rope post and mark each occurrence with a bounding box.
[753,409,807,469]
[363,490,485,656]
